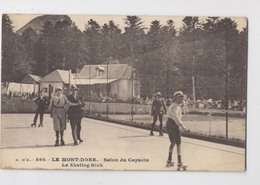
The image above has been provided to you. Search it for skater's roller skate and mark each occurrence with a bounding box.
[177,163,187,171]
[74,140,78,146]
[54,139,59,147]
[159,132,163,136]
[150,131,154,136]
[166,160,174,167]
[60,139,65,146]
[31,123,36,127]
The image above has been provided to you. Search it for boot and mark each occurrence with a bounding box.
[166,160,174,167]
[78,138,83,143]
[60,131,65,146]
[31,123,36,127]
[54,131,59,147]
[74,140,78,146]
[159,131,163,136]
[177,163,188,171]
[38,123,43,127]
[150,123,155,136]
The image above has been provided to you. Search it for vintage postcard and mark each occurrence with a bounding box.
[1,14,247,171]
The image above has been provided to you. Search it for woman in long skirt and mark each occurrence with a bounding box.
[49,87,78,146]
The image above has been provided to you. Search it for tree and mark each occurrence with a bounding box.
[2,14,16,82]
[83,19,102,64]
[101,20,122,60]
[2,14,35,82]
[18,27,38,72]
[123,16,146,57]
[33,19,83,75]
[51,19,83,71]
[146,20,163,51]
[203,17,220,33]
[161,19,177,43]
[33,21,55,75]
[19,27,38,57]
[179,16,204,42]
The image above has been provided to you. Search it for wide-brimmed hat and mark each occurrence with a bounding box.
[70,85,78,91]
[173,91,184,98]
[155,92,162,97]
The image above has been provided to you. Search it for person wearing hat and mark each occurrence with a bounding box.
[150,91,167,136]
[67,85,85,145]
[49,86,79,147]
[165,91,188,170]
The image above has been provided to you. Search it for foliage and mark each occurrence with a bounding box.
[1,15,247,100]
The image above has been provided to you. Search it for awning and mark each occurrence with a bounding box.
[74,78,117,85]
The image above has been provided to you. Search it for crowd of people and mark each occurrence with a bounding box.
[184,98,246,111]
[1,91,35,99]
[2,89,246,113]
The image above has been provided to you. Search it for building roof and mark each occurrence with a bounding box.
[41,69,73,84]
[77,64,135,79]
[73,64,138,85]
[21,74,42,84]
[40,65,137,85]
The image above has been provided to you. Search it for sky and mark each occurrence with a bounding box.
[8,14,247,32]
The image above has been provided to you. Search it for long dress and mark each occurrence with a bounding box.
[49,94,73,131]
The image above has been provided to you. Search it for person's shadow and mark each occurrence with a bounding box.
[4,126,33,129]
[1,143,75,149]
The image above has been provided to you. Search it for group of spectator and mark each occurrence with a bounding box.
[2,90,246,112]
[184,98,246,112]
[87,92,119,103]
[2,91,36,100]
[129,96,246,112]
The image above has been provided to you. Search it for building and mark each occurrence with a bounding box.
[21,74,42,84]
[20,74,42,93]
[40,69,74,97]
[74,64,140,101]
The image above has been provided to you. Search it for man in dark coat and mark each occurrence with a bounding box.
[150,92,167,136]
[31,91,49,127]
[67,85,85,145]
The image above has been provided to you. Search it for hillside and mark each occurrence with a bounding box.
[16,15,73,35]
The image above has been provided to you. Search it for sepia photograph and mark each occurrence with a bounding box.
[1,14,247,171]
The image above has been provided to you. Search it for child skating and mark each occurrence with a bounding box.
[165,91,188,170]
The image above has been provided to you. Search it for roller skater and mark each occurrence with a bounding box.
[49,87,79,147]
[31,91,49,127]
[67,85,85,146]
[150,92,167,136]
[165,91,188,170]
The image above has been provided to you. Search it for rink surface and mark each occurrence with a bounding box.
[0,114,245,171]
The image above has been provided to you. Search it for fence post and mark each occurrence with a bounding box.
[22,99,25,112]
[113,103,115,118]
[90,102,92,115]
[209,110,212,136]
[100,103,102,117]
[129,104,132,121]
[226,110,229,139]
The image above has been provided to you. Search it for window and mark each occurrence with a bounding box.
[96,66,105,77]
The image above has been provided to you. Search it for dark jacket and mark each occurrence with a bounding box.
[67,95,85,120]
[151,99,167,116]
[35,96,49,111]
